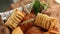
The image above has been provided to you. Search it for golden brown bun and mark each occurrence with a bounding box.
[25,26,42,34]
[0,26,10,34]
[5,9,25,29]
[12,27,23,34]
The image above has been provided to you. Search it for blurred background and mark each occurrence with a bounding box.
[0,0,13,12]
[0,0,59,12]
[0,0,31,12]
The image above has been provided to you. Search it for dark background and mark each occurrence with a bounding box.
[0,0,13,12]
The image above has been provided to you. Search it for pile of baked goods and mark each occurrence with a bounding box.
[4,9,58,34]
[0,0,60,34]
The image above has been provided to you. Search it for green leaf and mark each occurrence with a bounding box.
[40,2,48,10]
[32,0,48,15]
[33,0,41,15]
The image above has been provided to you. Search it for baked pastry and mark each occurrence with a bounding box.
[19,14,35,32]
[12,27,23,34]
[0,26,10,34]
[5,9,25,29]
[25,26,42,34]
[20,18,34,32]
[0,15,10,34]
[34,13,57,30]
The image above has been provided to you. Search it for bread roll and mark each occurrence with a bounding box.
[12,27,23,34]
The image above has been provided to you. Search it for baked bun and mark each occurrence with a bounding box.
[35,13,57,30]
[12,27,23,34]
[0,26,10,34]
[5,9,25,29]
